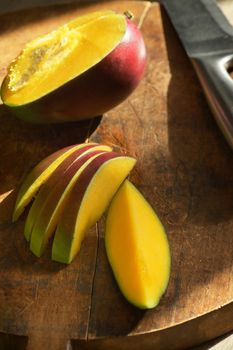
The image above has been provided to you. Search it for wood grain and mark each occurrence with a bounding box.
[0,1,232,349]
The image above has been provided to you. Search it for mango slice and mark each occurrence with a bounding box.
[105,180,171,309]
[29,150,109,257]
[2,11,126,106]
[13,142,97,222]
[52,153,136,264]
[24,144,111,243]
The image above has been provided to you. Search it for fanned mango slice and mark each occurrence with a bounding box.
[2,11,126,106]
[105,180,171,309]
[13,143,97,222]
[52,153,136,264]
[29,150,109,257]
[24,144,111,242]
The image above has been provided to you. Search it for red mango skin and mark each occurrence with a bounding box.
[21,144,93,179]
[4,19,146,124]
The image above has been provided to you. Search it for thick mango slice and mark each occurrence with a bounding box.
[52,153,136,264]
[105,180,171,309]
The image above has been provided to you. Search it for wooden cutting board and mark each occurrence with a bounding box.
[0,1,232,349]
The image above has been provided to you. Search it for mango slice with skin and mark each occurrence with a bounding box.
[29,150,109,257]
[2,11,126,106]
[13,142,97,222]
[105,180,171,309]
[52,153,136,264]
[24,144,111,242]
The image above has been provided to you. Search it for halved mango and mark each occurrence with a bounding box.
[3,11,126,106]
[1,10,146,123]
[52,153,136,264]
[13,142,97,222]
[1,11,129,123]
[105,180,171,309]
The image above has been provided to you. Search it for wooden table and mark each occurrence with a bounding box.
[0,1,232,349]
[192,331,233,350]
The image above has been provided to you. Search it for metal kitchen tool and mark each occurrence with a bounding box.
[161,0,233,149]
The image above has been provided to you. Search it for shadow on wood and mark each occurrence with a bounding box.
[0,104,101,341]
[162,7,233,226]
[0,104,101,224]
[0,1,98,35]
[0,332,27,350]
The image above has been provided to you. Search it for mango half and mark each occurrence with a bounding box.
[1,10,146,123]
[105,180,171,309]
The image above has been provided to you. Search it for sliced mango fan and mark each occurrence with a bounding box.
[12,142,171,309]
[13,142,135,262]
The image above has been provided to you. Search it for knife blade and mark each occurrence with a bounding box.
[161,0,233,150]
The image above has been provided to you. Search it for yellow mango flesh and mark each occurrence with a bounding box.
[2,11,126,105]
[24,144,111,243]
[105,180,170,309]
[29,150,109,257]
[13,143,97,222]
[52,156,136,264]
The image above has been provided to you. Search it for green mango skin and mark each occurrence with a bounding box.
[1,19,146,124]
